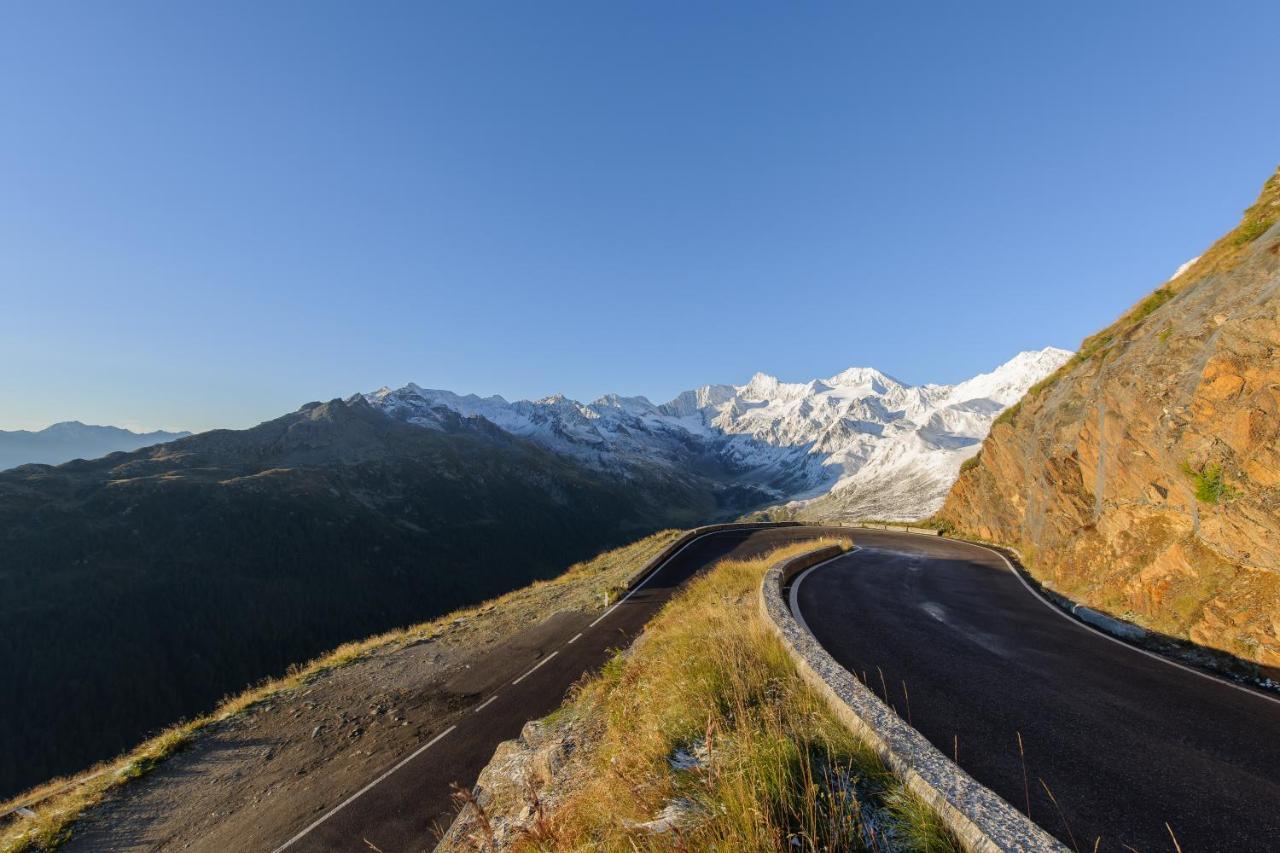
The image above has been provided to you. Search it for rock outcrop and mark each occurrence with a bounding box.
[939,168,1280,670]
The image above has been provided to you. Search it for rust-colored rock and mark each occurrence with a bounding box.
[939,168,1280,669]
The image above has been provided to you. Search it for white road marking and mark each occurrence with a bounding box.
[963,538,1280,709]
[267,526,840,853]
[567,632,583,645]
[474,695,499,713]
[788,547,859,637]
[587,605,617,628]
[587,529,747,628]
[849,529,1280,708]
[511,650,558,685]
[271,724,458,852]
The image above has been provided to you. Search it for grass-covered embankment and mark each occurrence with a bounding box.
[450,539,960,851]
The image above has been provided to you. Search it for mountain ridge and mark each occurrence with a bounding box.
[365,347,1072,521]
[0,422,190,471]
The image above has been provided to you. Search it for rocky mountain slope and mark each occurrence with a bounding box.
[939,167,1280,670]
[0,397,699,799]
[366,347,1070,522]
[0,421,189,471]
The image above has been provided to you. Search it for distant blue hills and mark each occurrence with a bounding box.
[0,421,190,470]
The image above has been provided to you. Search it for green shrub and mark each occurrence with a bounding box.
[1130,287,1174,324]
[1181,461,1241,504]
[1233,216,1273,246]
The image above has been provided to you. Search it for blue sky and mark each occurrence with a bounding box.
[2,2,1278,432]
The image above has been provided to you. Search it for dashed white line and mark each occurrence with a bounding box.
[567,632,583,645]
[474,695,499,713]
[511,650,558,685]
[270,724,458,852]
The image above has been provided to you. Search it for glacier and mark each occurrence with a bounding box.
[362,347,1071,522]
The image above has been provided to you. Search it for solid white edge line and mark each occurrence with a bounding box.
[788,548,860,637]
[966,537,1280,709]
[858,528,1280,709]
[271,724,458,852]
[511,650,558,685]
[592,525,830,629]
[474,695,499,713]
[567,632,583,645]
[586,531,716,627]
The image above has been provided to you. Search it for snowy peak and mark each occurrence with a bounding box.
[823,366,902,393]
[365,346,1071,521]
[944,347,1072,406]
[660,384,736,418]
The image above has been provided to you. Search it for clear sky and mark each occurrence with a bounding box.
[2,2,1278,432]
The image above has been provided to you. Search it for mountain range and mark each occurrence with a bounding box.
[0,422,189,471]
[365,346,1072,521]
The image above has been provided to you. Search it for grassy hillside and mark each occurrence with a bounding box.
[0,397,713,799]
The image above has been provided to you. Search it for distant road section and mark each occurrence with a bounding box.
[276,525,851,853]
[792,530,1280,852]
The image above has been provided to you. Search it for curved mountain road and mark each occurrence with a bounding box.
[274,524,852,853]
[793,530,1280,852]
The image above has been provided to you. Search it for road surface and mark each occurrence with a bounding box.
[275,524,850,852]
[792,530,1280,852]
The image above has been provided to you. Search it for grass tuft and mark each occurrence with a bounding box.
[1180,462,1241,505]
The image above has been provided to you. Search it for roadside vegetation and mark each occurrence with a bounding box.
[0,529,685,853]
[452,540,960,851]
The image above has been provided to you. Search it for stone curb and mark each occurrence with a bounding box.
[760,547,1066,853]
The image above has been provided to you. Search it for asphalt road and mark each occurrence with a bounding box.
[793,530,1280,852]
[274,524,850,853]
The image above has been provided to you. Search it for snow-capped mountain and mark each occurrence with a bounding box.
[364,347,1072,521]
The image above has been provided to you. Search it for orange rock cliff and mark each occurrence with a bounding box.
[939,167,1280,669]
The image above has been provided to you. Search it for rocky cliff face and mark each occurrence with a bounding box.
[939,168,1280,669]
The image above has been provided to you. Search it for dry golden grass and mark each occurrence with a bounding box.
[497,540,960,852]
[1,529,686,853]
